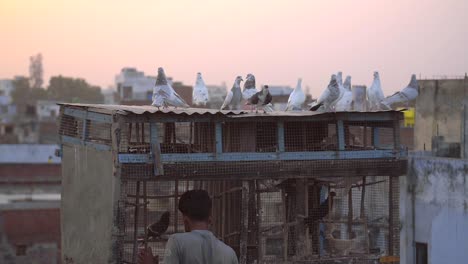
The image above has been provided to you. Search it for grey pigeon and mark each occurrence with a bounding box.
[192,72,209,106]
[381,74,419,110]
[152,67,189,108]
[309,74,340,112]
[242,73,258,100]
[367,71,385,111]
[248,85,273,113]
[221,76,243,110]
[285,78,306,111]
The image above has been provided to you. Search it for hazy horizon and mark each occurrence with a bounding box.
[1,0,467,95]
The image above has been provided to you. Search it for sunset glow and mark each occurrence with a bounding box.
[1,0,467,94]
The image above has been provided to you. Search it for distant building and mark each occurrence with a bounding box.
[102,88,118,105]
[206,84,227,109]
[115,67,156,102]
[115,67,193,106]
[268,85,293,111]
[36,101,60,122]
[0,144,61,264]
[0,79,14,104]
[172,81,193,106]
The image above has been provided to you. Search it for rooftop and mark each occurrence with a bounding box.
[0,144,61,164]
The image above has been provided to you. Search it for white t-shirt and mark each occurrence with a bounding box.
[163,230,238,264]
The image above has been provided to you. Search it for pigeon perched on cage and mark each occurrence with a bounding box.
[192,72,210,106]
[220,76,243,110]
[147,211,170,240]
[367,71,385,111]
[242,73,258,100]
[309,74,340,112]
[285,78,306,111]
[152,67,190,109]
[380,74,419,110]
[334,76,353,112]
[247,85,273,113]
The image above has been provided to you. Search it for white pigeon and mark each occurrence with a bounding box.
[367,71,385,111]
[334,76,353,111]
[242,74,258,100]
[192,72,209,106]
[220,76,243,110]
[380,74,419,110]
[152,67,189,108]
[309,74,340,112]
[285,78,305,111]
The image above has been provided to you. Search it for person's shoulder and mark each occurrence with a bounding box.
[169,232,191,241]
[216,238,236,256]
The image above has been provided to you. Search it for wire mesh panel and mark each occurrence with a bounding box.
[118,122,216,154]
[284,122,336,151]
[59,114,82,138]
[116,175,399,264]
[344,121,395,151]
[222,122,277,152]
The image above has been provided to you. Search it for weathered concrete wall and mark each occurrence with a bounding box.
[414,78,468,152]
[400,155,468,264]
[61,145,119,264]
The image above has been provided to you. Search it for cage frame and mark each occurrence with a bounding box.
[58,104,407,264]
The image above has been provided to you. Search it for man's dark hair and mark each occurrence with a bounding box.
[178,190,212,221]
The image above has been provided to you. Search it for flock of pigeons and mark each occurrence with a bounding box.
[310,71,419,112]
[151,67,419,113]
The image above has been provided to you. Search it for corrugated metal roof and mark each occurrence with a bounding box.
[59,103,403,118]
[0,144,61,164]
[59,103,246,116]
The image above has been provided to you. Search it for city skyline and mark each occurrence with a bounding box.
[1,0,467,95]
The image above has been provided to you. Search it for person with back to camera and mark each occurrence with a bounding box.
[139,190,238,264]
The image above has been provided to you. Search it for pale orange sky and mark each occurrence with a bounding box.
[0,0,467,95]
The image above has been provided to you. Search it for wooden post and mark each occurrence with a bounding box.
[128,123,133,143]
[221,180,226,241]
[256,180,263,263]
[215,122,223,155]
[189,122,193,153]
[337,120,345,151]
[372,127,380,148]
[136,123,140,143]
[143,181,148,246]
[282,189,288,261]
[174,179,179,233]
[347,188,353,239]
[304,179,311,255]
[150,123,164,176]
[363,125,368,148]
[81,111,89,144]
[277,121,285,152]
[132,181,141,264]
[239,181,249,264]
[360,177,366,219]
[388,177,394,256]
[295,179,307,258]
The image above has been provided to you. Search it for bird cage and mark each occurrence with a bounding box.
[58,104,406,264]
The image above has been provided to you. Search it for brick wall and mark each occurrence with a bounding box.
[0,208,61,264]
